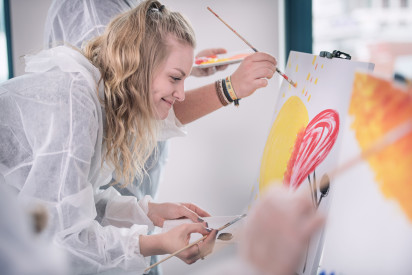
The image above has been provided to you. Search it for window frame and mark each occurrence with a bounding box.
[284,0,313,59]
[3,0,13,79]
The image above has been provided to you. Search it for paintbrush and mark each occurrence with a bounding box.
[207,7,297,88]
[317,118,412,191]
[144,214,247,272]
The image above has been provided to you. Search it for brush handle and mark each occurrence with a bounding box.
[144,236,207,272]
[207,6,296,87]
[144,214,247,272]
[321,118,412,190]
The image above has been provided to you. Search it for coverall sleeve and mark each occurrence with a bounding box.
[17,79,152,274]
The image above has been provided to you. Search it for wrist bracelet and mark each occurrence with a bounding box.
[222,79,234,103]
[225,76,240,106]
[215,80,229,106]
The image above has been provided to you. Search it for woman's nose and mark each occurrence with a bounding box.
[173,83,185,102]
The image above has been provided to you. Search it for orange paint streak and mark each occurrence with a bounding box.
[350,73,412,221]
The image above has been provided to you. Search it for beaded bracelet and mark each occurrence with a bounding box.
[215,80,229,106]
[225,76,240,106]
[221,79,233,104]
[214,77,241,107]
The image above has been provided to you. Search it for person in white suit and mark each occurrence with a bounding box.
[0,0,279,274]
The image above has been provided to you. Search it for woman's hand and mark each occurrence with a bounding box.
[140,223,218,264]
[147,201,211,227]
[191,48,229,77]
[230,52,277,99]
[163,223,217,264]
[240,185,324,275]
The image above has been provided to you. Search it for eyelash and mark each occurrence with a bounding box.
[170,76,181,82]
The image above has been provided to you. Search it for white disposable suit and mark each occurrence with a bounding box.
[44,0,141,49]
[0,46,183,274]
[43,0,180,206]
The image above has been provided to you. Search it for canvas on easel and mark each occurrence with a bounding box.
[319,72,412,274]
[253,50,374,274]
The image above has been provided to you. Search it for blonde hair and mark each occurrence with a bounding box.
[83,0,196,186]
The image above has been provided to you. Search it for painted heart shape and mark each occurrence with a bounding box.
[284,109,340,189]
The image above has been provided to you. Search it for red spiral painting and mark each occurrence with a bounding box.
[284,109,340,189]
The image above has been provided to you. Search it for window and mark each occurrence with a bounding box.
[0,0,12,83]
[313,0,412,77]
[400,0,408,8]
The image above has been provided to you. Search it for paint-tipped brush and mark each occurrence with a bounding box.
[319,118,412,191]
[144,214,247,273]
[207,7,297,88]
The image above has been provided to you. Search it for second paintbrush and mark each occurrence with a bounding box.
[207,7,297,88]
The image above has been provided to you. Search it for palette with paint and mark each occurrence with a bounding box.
[194,50,253,69]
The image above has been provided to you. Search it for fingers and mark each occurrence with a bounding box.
[216,64,229,71]
[248,52,277,66]
[176,224,215,264]
[195,48,227,58]
[198,229,218,257]
[230,51,277,98]
[181,222,212,236]
[176,205,204,225]
[182,202,211,217]
[186,229,217,264]
[209,47,227,55]
[191,66,221,77]
[178,203,210,227]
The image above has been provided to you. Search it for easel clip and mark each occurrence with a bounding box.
[319,50,351,60]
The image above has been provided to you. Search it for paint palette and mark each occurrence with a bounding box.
[194,50,252,68]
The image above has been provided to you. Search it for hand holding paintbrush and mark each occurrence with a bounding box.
[207,7,297,88]
[144,214,247,272]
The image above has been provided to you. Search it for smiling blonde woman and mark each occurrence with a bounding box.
[0,1,218,274]
[0,0,281,273]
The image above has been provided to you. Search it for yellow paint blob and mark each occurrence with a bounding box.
[306,73,311,81]
[312,56,317,65]
[259,96,309,193]
[315,78,318,84]
[296,65,299,72]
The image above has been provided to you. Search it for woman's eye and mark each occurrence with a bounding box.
[170,76,181,82]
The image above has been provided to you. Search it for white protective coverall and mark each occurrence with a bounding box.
[0,46,182,274]
[43,0,183,201]
[42,2,185,274]
[44,0,140,50]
